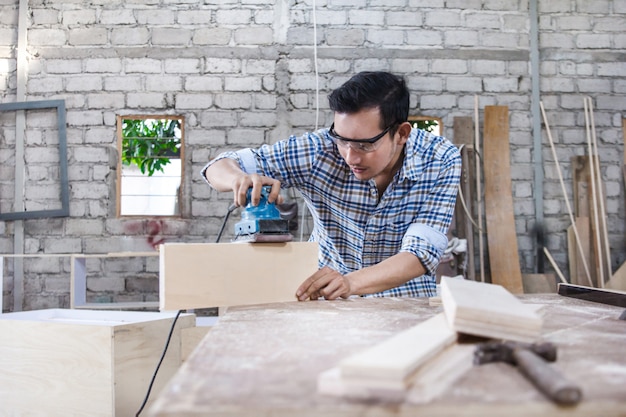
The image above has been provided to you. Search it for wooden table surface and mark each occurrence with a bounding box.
[148,295,626,417]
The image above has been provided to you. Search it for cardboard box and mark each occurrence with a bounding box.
[0,309,194,416]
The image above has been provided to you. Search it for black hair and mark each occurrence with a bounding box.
[328,71,409,130]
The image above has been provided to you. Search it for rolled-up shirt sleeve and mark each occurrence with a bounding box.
[398,140,461,276]
[401,223,448,276]
[200,149,260,186]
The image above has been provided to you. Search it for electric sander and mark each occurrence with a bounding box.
[233,186,293,243]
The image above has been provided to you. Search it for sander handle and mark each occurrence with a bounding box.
[512,348,582,405]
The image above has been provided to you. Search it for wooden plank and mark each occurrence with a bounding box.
[522,273,557,294]
[567,217,594,286]
[338,313,456,382]
[319,342,474,403]
[474,97,486,283]
[483,105,523,293]
[571,154,606,287]
[572,155,591,217]
[453,116,476,281]
[607,261,626,291]
[587,97,612,286]
[405,343,474,404]
[440,276,543,342]
[181,326,212,362]
[622,117,626,186]
[542,248,567,285]
[587,157,608,287]
[159,242,319,310]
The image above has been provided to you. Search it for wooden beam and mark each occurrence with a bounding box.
[318,313,457,400]
[483,105,523,293]
[584,97,605,287]
[453,116,476,281]
[474,96,486,283]
[339,313,456,382]
[440,276,543,343]
[567,217,595,287]
[586,97,612,285]
[159,242,319,310]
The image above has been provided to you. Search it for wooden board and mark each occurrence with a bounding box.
[440,276,542,342]
[318,342,473,403]
[606,261,626,291]
[567,217,594,287]
[406,343,475,404]
[453,116,476,281]
[338,313,456,382]
[159,242,319,310]
[574,154,610,287]
[483,106,523,293]
[572,155,591,217]
[522,273,557,294]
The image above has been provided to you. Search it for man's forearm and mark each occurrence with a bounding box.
[346,252,427,295]
[203,158,244,191]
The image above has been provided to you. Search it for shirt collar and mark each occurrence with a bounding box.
[398,130,424,181]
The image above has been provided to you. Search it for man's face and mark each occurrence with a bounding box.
[331,108,407,183]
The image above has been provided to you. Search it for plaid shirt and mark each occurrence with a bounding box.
[203,128,461,298]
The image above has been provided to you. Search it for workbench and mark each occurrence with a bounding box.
[148,295,626,417]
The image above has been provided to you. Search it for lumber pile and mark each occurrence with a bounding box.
[541,99,626,291]
[317,276,543,402]
[454,105,532,293]
[455,98,625,294]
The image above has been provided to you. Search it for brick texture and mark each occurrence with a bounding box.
[0,0,624,311]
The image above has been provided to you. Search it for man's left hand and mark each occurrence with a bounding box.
[296,266,351,301]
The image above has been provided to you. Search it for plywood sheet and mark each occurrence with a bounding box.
[338,313,456,381]
[159,242,319,310]
[483,106,523,293]
[440,276,542,342]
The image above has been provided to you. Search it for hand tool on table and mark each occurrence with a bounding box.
[474,340,582,406]
[232,185,293,243]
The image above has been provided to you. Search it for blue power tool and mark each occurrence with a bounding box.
[233,186,293,243]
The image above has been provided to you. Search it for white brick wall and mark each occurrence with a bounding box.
[0,0,624,311]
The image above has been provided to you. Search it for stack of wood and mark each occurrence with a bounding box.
[542,98,626,292]
[452,99,626,294]
[452,105,533,294]
[317,276,542,403]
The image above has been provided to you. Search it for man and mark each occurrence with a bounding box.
[202,71,461,301]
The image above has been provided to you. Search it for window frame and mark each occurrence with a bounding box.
[116,114,185,218]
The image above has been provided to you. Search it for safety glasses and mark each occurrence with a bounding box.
[328,123,393,153]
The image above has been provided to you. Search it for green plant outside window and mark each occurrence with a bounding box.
[121,118,182,177]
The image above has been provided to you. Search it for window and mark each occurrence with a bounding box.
[116,115,184,217]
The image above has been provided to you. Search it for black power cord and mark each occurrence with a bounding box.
[135,204,237,416]
[135,309,182,417]
[216,203,237,243]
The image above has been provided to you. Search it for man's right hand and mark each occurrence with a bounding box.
[203,158,283,207]
[231,173,282,207]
